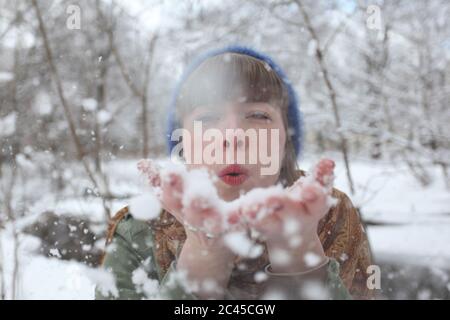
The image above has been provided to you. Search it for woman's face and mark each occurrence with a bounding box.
[182,101,287,201]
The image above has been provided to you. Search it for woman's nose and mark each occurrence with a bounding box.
[219,114,245,151]
[223,135,244,150]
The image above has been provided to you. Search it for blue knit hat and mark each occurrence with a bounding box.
[166,45,303,158]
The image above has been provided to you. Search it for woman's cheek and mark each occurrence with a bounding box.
[181,128,201,165]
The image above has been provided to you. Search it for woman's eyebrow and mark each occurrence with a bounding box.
[243,102,276,111]
[190,106,215,115]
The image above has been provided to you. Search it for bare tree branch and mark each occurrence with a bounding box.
[141,34,159,158]
[31,0,111,218]
[97,1,159,158]
[0,3,33,42]
[292,0,356,194]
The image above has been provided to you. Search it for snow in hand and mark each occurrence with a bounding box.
[130,160,163,220]
[137,158,337,243]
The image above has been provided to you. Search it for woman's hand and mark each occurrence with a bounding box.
[138,158,337,275]
[238,159,336,273]
[138,159,242,239]
[138,160,238,299]
[240,159,335,241]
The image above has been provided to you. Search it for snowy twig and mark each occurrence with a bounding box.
[292,0,356,194]
[97,0,159,158]
[31,0,111,219]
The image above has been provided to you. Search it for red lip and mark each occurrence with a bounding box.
[218,164,248,186]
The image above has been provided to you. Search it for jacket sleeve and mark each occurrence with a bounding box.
[319,190,375,299]
[326,258,353,299]
[336,193,374,299]
[95,225,146,300]
[95,217,198,300]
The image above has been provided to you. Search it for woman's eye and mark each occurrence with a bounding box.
[246,111,271,121]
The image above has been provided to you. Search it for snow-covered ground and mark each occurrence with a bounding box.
[1,158,449,299]
[331,160,450,269]
[1,232,95,299]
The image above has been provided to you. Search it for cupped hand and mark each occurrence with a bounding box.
[138,159,336,247]
[137,160,242,241]
[237,159,336,245]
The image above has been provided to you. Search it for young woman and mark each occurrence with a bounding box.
[96,46,374,300]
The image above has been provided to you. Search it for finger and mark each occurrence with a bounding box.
[250,209,283,235]
[283,193,309,215]
[137,159,151,174]
[240,194,281,222]
[240,200,264,221]
[137,159,161,188]
[300,184,329,218]
[287,175,306,194]
[185,196,223,234]
[226,206,243,226]
[244,195,287,234]
[227,211,241,225]
[138,160,185,223]
[314,158,335,188]
[160,171,184,214]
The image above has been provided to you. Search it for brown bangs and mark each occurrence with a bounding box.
[176,53,289,120]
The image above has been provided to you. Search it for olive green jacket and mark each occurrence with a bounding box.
[95,211,352,300]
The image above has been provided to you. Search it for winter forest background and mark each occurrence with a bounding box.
[0,0,449,299]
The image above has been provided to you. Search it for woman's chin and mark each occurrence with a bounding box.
[216,180,250,202]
